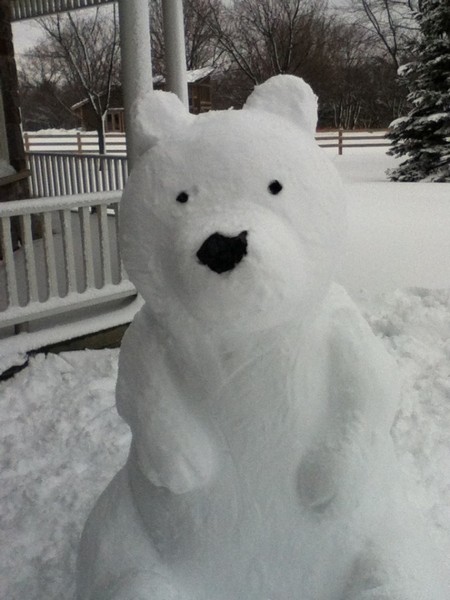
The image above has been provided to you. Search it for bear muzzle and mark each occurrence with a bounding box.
[196,231,248,274]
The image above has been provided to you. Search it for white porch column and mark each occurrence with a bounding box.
[162,0,188,108]
[118,0,153,168]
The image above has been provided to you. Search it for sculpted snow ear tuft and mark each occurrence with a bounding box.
[243,74,318,138]
[131,89,193,157]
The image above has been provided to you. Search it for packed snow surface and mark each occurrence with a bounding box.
[2,153,450,597]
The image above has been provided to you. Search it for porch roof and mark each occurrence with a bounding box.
[10,0,115,21]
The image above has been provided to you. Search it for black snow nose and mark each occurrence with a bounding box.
[196,231,248,274]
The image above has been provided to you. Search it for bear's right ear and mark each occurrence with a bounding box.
[243,75,318,138]
[131,88,193,157]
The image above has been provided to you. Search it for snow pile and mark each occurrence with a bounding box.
[362,287,450,546]
[1,288,450,599]
[0,350,130,600]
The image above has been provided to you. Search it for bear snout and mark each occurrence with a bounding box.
[196,231,248,274]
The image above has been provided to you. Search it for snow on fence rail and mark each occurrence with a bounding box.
[23,132,127,155]
[0,191,136,331]
[315,130,390,155]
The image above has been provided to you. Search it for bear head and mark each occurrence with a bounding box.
[120,75,346,341]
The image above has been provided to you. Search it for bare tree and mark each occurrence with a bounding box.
[208,0,329,84]
[32,7,121,153]
[349,0,418,69]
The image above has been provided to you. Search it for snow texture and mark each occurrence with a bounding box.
[74,75,448,599]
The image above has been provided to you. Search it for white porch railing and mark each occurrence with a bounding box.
[27,152,128,197]
[10,0,115,20]
[0,191,136,330]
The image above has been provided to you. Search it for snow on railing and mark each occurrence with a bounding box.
[26,152,128,197]
[0,191,136,330]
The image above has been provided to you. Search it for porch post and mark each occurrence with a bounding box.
[162,0,188,108]
[118,0,153,168]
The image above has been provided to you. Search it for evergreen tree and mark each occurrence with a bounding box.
[387,0,450,182]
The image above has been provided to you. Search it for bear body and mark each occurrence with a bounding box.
[77,76,447,600]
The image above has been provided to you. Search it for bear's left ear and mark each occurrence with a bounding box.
[131,88,193,157]
[243,75,318,137]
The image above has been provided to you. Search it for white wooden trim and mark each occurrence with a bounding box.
[1,217,19,307]
[10,0,116,21]
[0,191,136,330]
[80,206,95,291]
[42,212,58,299]
[162,0,188,107]
[20,214,39,303]
[61,208,77,295]
[98,204,113,285]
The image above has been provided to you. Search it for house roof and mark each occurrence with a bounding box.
[70,68,215,110]
[10,0,115,21]
[153,67,214,86]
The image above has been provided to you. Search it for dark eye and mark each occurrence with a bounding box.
[176,191,189,203]
[268,180,283,195]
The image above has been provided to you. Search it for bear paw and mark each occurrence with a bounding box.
[135,430,217,494]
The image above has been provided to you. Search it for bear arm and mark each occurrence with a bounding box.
[297,286,400,511]
[116,315,217,494]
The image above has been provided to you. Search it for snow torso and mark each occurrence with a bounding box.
[111,283,399,600]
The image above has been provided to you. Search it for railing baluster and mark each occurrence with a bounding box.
[34,154,49,197]
[48,154,55,196]
[79,206,95,290]
[87,156,95,193]
[39,155,48,197]
[101,156,108,191]
[61,209,77,295]
[58,155,66,195]
[108,156,115,190]
[112,202,123,282]
[66,154,73,194]
[72,155,80,195]
[121,157,127,187]
[0,217,19,307]
[77,155,84,194]
[98,204,112,285]
[20,214,39,303]
[80,155,88,194]
[42,212,58,299]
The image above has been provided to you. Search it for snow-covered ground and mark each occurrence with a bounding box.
[1,148,450,599]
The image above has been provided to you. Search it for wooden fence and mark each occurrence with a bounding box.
[23,130,390,157]
[23,132,127,155]
[316,130,390,155]
[22,130,390,199]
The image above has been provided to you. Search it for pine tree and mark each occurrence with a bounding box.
[387,0,450,182]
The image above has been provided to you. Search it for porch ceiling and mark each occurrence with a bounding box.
[10,0,116,21]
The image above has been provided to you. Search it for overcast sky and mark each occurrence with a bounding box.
[12,20,45,56]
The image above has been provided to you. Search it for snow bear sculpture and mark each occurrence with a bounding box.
[77,75,447,600]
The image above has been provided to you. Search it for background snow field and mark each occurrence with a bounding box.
[1,148,450,599]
